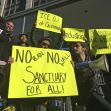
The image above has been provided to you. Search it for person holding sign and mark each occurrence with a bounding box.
[17,37,53,111]
[38,37,61,111]
[37,37,52,48]
[38,37,64,111]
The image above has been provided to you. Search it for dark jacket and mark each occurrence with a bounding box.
[0,17,14,62]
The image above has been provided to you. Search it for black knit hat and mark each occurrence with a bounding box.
[38,37,52,47]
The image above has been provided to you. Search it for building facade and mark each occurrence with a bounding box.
[1,0,111,110]
[1,0,111,37]
[0,0,6,16]
[1,0,81,45]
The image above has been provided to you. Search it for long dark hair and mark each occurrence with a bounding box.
[71,42,90,62]
[80,42,89,61]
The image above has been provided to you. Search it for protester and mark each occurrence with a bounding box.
[37,37,53,111]
[17,34,29,46]
[70,41,111,111]
[70,42,93,111]
[37,37,52,48]
[0,19,15,62]
[17,37,53,111]
[87,54,111,111]
[0,18,15,99]
[12,33,30,111]
[38,37,64,111]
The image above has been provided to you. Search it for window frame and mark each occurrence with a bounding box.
[4,0,26,16]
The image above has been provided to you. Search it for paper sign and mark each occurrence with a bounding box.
[8,46,78,98]
[89,29,111,55]
[63,28,85,42]
[36,10,62,33]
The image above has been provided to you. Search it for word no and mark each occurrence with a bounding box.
[47,52,70,66]
[15,49,44,63]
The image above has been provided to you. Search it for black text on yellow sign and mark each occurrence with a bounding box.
[36,10,62,33]
[8,46,78,98]
[89,29,111,55]
[63,28,85,42]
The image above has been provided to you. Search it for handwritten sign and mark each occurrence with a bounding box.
[8,46,78,98]
[36,10,62,33]
[89,29,111,55]
[63,28,85,42]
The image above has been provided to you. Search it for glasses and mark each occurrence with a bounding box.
[40,42,50,47]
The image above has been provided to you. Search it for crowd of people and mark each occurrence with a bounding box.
[0,16,111,111]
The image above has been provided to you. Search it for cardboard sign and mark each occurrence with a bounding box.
[63,28,85,42]
[8,46,78,98]
[36,10,62,33]
[89,29,111,55]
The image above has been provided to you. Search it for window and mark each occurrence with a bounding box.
[32,0,56,7]
[33,0,39,7]
[4,0,26,16]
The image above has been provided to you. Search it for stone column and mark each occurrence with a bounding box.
[26,0,33,9]
[0,0,7,16]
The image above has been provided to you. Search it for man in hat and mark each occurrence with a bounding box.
[37,37,52,48]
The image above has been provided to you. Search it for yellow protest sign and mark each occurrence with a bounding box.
[8,46,78,98]
[36,10,62,33]
[89,29,111,55]
[63,28,85,42]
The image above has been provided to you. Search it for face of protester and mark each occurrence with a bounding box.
[6,21,15,32]
[20,35,28,43]
[40,40,51,48]
[73,43,85,54]
[73,42,86,61]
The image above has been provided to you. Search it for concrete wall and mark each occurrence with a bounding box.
[0,0,2,16]
[26,0,33,9]
[49,0,111,28]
